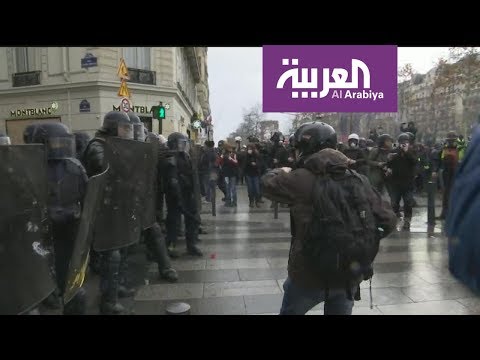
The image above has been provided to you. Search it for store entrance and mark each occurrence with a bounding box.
[6,117,61,144]
[139,116,152,132]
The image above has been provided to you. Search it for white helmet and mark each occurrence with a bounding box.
[348,133,360,141]
[235,136,242,142]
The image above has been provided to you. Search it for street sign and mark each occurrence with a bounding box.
[79,100,91,113]
[81,53,98,68]
[117,58,130,80]
[120,98,131,112]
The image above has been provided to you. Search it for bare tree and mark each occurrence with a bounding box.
[229,103,265,140]
[446,47,480,136]
[427,57,451,143]
[398,63,415,124]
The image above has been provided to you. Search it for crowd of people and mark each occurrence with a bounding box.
[0,113,475,316]
[201,120,468,230]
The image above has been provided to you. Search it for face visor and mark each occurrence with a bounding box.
[46,136,76,159]
[117,122,134,140]
[133,123,146,141]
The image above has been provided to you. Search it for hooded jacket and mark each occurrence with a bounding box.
[261,148,396,290]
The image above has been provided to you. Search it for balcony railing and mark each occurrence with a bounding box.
[12,71,41,87]
[127,68,156,85]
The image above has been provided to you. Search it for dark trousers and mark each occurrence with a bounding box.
[99,248,128,306]
[166,193,199,249]
[143,222,172,271]
[390,183,415,219]
[441,171,455,216]
[217,173,226,197]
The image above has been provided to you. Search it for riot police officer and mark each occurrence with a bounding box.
[128,113,178,282]
[73,131,91,161]
[163,132,203,257]
[270,131,289,169]
[83,111,137,314]
[29,122,89,314]
[386,133,417,230]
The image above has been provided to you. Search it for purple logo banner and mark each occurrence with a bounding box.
[262,45,398,113]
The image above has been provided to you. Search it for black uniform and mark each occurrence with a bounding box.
[386,133,417,230]
[82,111,136,315]
[31,123,89,314]
[163,133,203,256]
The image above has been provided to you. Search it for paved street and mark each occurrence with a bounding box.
[51,185,480,315]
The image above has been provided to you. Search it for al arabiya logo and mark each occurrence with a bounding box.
[262,45,397,113]
[276,58,383,101]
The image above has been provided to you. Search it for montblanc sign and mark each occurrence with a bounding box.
[10,102,59,117]
[113,105,153,114]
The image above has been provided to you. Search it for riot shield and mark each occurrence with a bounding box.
[0,145,56,315]
[142,138,159,230]
[92,137,154,252]
[63,166,108,304]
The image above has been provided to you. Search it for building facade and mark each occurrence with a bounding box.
[0,47,211,144]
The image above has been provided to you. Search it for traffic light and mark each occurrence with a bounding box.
[152,105,166,120]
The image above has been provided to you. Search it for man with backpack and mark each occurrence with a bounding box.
[262,122,396,315]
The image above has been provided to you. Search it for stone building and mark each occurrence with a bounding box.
[0,47,211,144]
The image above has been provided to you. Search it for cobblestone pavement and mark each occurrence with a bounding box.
[41,186,480,315]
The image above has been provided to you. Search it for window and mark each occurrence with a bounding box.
[123,47,151,70]
[15,47,39,73]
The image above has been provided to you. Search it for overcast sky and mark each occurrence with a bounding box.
[208,47,452,142]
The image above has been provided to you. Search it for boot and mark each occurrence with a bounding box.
[100,301,126,315]
[187,244,203,257]
[249,199,255,208]
[257,197,264,204]
[168,245,180,258]
[256,199,261,208]
[118,285,136,298]
[146,223,175,269]
[160,268,179,283]
[99,250,125,315]
[403,218,411,231]
[42,290,62,310]
[63,288,87,315]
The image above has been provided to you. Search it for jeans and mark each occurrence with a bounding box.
[225,176,237,204]
[279,277,355,315]
[390,183,415,219]
[245,175,261,201]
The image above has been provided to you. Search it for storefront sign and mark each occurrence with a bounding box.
[112,104,154,114]
[10,102,59,118]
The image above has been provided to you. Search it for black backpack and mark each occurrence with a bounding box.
[303,168,380,288]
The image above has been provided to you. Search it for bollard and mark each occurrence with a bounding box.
[274,201,279,220]
[165,302,191,315]
[211,181,216,217]
[427,181,436,226]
